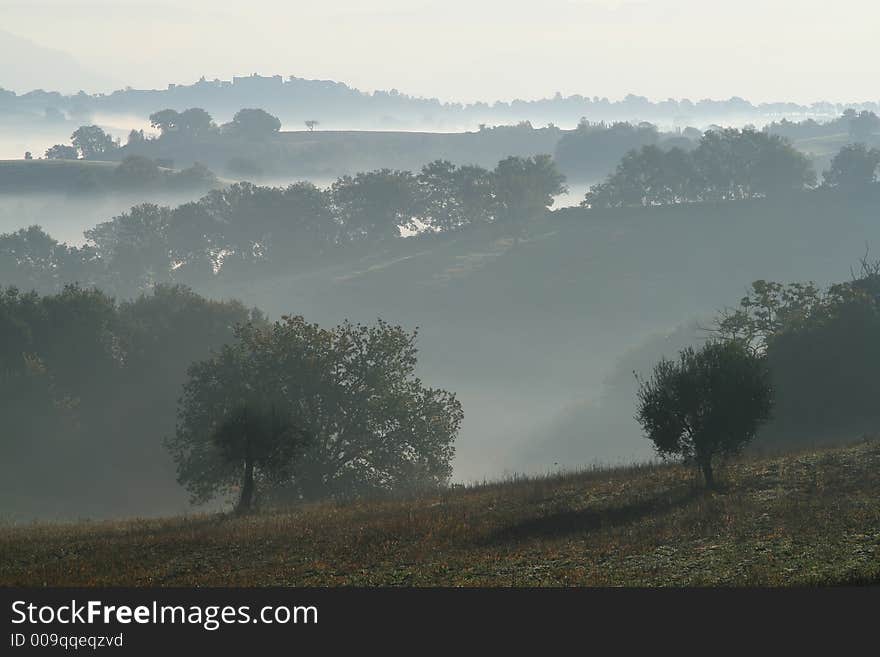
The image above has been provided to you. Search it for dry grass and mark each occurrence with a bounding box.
[2,440,879,586]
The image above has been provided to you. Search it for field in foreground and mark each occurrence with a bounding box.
[2,440,879,586]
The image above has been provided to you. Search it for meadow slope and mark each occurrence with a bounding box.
[2,440,878,586]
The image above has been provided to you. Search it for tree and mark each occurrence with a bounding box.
[45,144,78,160]
[847,110,880,142]
[416,160,494,231]
[127,129,146,146]
[583,145,698,208]
[149,108,215,138]
[331,169,419,241]
[207,401,309,514]
[71,125,118,159]
[822,143,880,188]
[23,151,32,160]
[177,108,215,137]
[715,259,880,449]
[694,127,814,200]
[584,127,814,207]
[227,108,282,139]
[635,340,773,488]
[554,120,659,180]
[169,316,462,504]
[304,120,319,132]
[149,109,181,135]
[493,155,566,239]
[0,284,255,518]
[84,203,173,293]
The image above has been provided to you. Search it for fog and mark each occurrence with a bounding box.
[4,1,880,105]
[0,190,209,245]
[2,3,880,521]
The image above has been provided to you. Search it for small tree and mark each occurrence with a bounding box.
[304,120,319,132]
[635,340,772,488]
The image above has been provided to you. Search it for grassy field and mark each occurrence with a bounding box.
[2,439,878,586]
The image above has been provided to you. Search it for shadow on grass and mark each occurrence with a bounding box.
[484,486,701,546]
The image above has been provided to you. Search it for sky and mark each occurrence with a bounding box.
[2,0,878,104]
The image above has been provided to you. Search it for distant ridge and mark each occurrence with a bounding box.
[2,71,878,131]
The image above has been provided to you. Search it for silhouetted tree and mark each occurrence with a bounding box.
[823,143,880,188]
[44,144,78,160]
[635,341,772,488]
[555,120,660,180]
[584,127,814,207]
[169,317,462,503]
[847,110,880,142]
[493,155,566,239]
[71,125,118,159]
[149,108,215,138]
[416,160,494,231]
[0,284,255,517]
[716,260,880,448]
[84,204,173,293]
[331,169,419,241]
[178,108,215,137]
[206,401,308,514]
[227,108,282,139]
[304,120,319,131]
[149,109,181,135]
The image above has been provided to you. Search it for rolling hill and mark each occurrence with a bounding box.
[2,439,877,586]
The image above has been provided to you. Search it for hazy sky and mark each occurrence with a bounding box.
[3,0,878,103]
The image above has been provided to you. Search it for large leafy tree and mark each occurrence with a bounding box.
[493,155,566,239]
[227,108,282,140]
[847,110,880,142]
[44,144,79,160]
[416,160,495,231]
[635,340,773,488]
[149,108,216,138]
[822,143,880,189]
[169,316,462,505]
[331,169,419,241]
[84,203,173,294]
[584,127,814,207]
[71,125,118,159]
[716,258,880,447]
[0,284,254,518]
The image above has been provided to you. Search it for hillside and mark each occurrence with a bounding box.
[201,188,880,482]
[113,126,565,181]
[0,159,224,195]
[0,158,119,192]
[1,440,877,586]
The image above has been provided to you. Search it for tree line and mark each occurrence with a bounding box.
[583,128,880,209]
[0,155,566,298]
[554,118,700,182]
[583,127,816,208]
[0,284,461,517]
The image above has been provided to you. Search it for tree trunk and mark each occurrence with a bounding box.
[700,458,715,489]
[236,456,255,515]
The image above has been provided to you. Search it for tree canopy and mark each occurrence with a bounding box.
[584,127,816,208]
[169,316,462,504]
[635,340,773,487]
